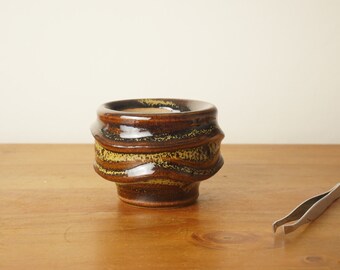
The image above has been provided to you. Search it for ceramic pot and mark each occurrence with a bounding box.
[91,98,224,207]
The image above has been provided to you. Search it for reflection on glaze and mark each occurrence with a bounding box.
[159,106,181,113]
[119,125,152,139]
[127,163,155,177]
[120,115,151,120]
[102,125,217,142]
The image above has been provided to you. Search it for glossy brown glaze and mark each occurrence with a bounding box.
[91,98,224,207]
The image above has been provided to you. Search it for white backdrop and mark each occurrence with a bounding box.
[1,0,340,144]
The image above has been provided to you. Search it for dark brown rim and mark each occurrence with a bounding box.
[98,98,216,117]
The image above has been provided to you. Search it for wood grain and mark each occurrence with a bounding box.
[1,144,340,269]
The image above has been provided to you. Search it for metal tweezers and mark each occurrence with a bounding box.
[273,183,340,234]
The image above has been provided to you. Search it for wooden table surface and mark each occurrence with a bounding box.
[1,144,340,269]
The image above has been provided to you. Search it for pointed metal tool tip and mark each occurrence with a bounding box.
[272,222,278,233]
[272,183,340,235]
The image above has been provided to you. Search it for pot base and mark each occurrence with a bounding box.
[116,182,200,208]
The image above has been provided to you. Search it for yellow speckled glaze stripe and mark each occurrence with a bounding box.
[117,179,197,192]
[138,99,178,108]
[118,179,184,187]
[94,159,219,177]
[95,141,219,163]
[102,126,216,142]
[94,162,126,176]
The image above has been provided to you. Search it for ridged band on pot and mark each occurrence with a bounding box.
[91,98,224,207]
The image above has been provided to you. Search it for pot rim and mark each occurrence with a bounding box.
[98,98,216,117]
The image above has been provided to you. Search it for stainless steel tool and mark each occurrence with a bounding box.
[273,183,340,234]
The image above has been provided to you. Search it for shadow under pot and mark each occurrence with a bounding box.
[91,98,224,208]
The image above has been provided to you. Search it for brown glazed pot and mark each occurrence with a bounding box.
[91,98,224,207]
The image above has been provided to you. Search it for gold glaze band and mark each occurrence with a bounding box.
[101,125,217,142]
[95,141,220,163]
[117,179,198,193]
[94,159,220,177]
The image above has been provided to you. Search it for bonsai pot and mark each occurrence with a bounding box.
[91,98,224,207]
